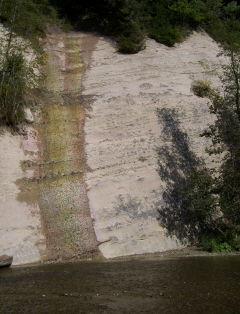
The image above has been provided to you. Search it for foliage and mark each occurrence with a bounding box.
[202,49,240,238]
[191,79,213,97]
[201,237,232,252]
[0,0,57,50]
[0,31,43,126]
[170,0,205,27]
[148,23,182,47]
[157,48,240,252]
[117,35,145,54]
[229,235,240,250]
[159,167,219,244]
[49,0,240,53]
[0,0,55,126]
[156,108,218,244]
[0,52,34,125]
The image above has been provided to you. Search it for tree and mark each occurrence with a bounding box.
[0,52,29,125]
[158,48,240,250]
[0,0,54,126]
[0,0,56,42]
[157,108,218,244]
[202,48,240,241]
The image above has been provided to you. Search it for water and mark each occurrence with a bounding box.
[0,256,240,313]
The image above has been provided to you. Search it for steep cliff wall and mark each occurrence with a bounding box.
[0,30,223,264]
[0,30,99,264]
[83,32,223,258]
[0,128,46,265]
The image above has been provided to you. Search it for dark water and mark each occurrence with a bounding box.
[0,256,240,313]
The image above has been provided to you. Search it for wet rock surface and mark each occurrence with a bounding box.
[36,31,99,260]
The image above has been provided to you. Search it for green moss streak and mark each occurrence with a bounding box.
[38,32,96,259]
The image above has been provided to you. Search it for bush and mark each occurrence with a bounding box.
[0,51,39,126]
[191,79,213,98]
[230,236,240,251]
[0,0,55,127]
[201,237,233,253]
[149,25,181,47]
[0,0,57,51]
[117,35,145,54]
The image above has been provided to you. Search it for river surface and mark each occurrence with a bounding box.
[0,256,240,313]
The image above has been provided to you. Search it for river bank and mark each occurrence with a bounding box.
[21,246,240,267]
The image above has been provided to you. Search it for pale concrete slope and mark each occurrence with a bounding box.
[83,32,223,258]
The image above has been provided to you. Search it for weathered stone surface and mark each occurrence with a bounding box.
[0,254,13,267]
[0,128,46,265]
[36,31,99,260]
[24,108,35,123]
[83,32,223,258]
[0,30,224,264]
[0,30,99,264]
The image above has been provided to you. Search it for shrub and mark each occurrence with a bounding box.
[149,25,181,47]
[230,236,240,251]
[0,51,39,126]
[117,35,145,54]
[201,237,233,253]
[191,79,213,98]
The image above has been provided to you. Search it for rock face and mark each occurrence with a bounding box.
[0,30,223,264]
[83,32,223,258]
[0,31,99,264]
[0,127,46,264]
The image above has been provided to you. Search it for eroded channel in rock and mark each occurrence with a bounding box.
[37,31,99,260]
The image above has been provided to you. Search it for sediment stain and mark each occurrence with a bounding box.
[37,30,99,260]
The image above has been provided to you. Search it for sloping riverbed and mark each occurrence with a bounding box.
[0,255,240,313]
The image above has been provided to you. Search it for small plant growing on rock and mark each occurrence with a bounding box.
[191,79,213,98]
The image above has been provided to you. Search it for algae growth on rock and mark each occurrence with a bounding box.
[37,31,99,260]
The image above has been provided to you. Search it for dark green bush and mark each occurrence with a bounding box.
[49,0,240,53]
[0,52,38,126]
[149,25,181,47]
[230,236,240,251]
[117,34,145,54]
[201,237,233,252]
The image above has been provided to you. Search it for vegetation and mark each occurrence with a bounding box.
[200,48,240,250]
[157,108,218,245]
[158,48,240,253]
[191,79,213,97]
[0,0,56,50]
[1,0,240,126]
[0,50,36,126]
[49,0,240,52]
[0,0,56,126]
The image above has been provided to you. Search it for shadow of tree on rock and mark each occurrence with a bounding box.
[157,108,215,244]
